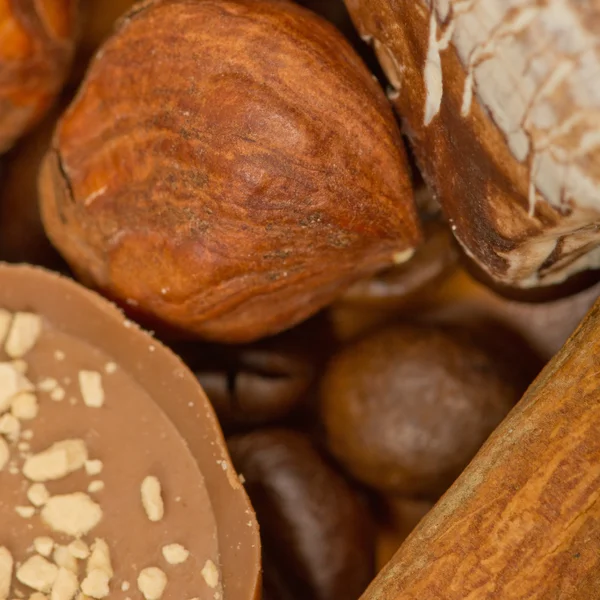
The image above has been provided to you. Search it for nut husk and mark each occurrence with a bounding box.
[346,0,600,289]
[0,0,78,153]
[361,297,600,599]
[228,428,375,600]
[40,0,420,343]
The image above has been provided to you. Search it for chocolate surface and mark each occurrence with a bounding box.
[0,263,261,600]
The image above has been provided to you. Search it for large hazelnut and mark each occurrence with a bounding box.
[39,0,420,343]
[347,0,600,289]
[320,324,523,496]
[0,0,78,153]
[228,429,375,600]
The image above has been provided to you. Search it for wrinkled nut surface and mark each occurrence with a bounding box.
[320,324,523,496]
[0,0,78,153]
[346,0,600,289]
[228,429,375,600]
[40,0,420,343]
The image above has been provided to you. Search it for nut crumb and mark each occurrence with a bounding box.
[0,437,9,471]
[11,392,39,420]
[5,313,42,358]
[54,351,65,361]
[84,460,103,476]
[0,546,14,598]
[50,388,66,402]
[23,439,88,482]
[161,544,189,565]
[78,372,104,408]
[33,538,54,558]
[37,378,58,393]
[50,567,78,600]
[201,560,219,589]
[53,547,77,575]
[67,541,89,561]
[141,476,164,522]
[28,483,50,507]
[81,570,109,599]
[87,540,112,578]
[121,582,130,592]
[104,363,117,374]
[0,414,21,441]
[16,556,58,593]
[16,506,36,518]
[87,481,104,494]
[41,493,102,536]
[137,568,167,600]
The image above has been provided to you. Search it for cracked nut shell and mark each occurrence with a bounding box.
[0,0,78,153]
[39,0,420,343]
[320,324,522,496]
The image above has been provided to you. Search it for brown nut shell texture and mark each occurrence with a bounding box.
[346,0,600,289]
[40,0,420,343]
[0,0,78,153]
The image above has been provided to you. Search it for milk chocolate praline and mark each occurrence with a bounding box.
[0,263,260,600]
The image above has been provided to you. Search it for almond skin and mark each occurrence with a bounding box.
[39,0,420,343]
[0,0,78,153]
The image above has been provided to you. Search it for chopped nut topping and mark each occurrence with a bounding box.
[27,484,50,507]
[50,568,78,600]
[49,388,65,402]
[78,372,104,408]
[37,379,58,393]
[84,460,103,476]
[121,582,130,592]
[104,363,117,375]
[0,437,9,471]
[15,506,36,518]
[87,540,112,579]
[161,544,189,565]
[33,538,54,558]
[52,548,77,575]
[0,547,13,598]
[54,351,65,361]
[11,359,28,375]
[141,476,164,522]
[41,493,102,536]
[0,310,12,347]
[23,439,88,482]
[201,560,219,589]
[11,393,39,420]
[16,556,58,593]
[67,541,89,561]
[0,414,21,441]
[0,362,33,413]
[5,313,42,359]
[137,568,167,600]
[87,481,104,494]
[80,570,109,599]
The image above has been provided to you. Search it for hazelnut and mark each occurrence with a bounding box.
[320,324,523,496]
[180,342,315,430]
[0,0,78,153]
[348,0,600,289]
[39,0,421,343]
[228,429,375,600]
